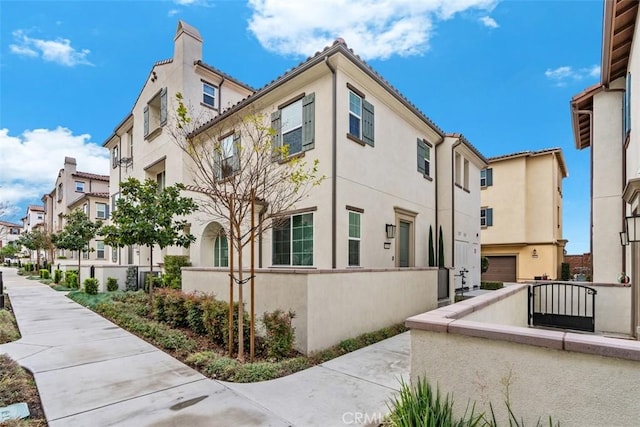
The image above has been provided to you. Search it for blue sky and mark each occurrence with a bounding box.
[0,0,601,254]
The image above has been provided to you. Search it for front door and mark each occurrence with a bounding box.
[398,221,410,267]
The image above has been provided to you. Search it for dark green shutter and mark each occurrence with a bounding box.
[487,208,493,226]
[233,131,241,172]
[362,99,374,146]
[487,168,493,186]
[302,93,315,151]
[417,138,426,174]
[271,110,282,158]
[160,87,167,126]
[143,106,149,136]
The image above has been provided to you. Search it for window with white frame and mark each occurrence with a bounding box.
[57,183,63,202]
[348,211,361,266]
[463,159,469,190]
[455,153,462,186]
[96,203,108,219]
[76,181,85,192]
[417,138,432,177]
[347,86,374,146]
[218,134,237,179]
[480,207,493,227]
[214,233,228,267]
[156,171,166,190]
[272,212,313,266]
[480,168,493,187]
[271,93,315,157]
[82,203,88,215]
[112,247,118,262]
[112,145,119,168]
[96,241,105,259]
[203,82,216,108]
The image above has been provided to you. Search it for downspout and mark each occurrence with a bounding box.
[118,135,123,265]
[218,77,225,112]
[325,56,337,269]
[450,139,461,273]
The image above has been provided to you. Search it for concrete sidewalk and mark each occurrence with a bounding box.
[0,267,408,426]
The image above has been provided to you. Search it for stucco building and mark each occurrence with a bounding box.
[41,156,110,262]
[571,0,640,334]
[101,21,488,351]
[480,148,568,282]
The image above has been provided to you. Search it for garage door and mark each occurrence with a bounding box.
[482,256,516,282]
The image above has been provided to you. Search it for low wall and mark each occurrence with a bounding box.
[183,267,438,354]
[406,284,640,426]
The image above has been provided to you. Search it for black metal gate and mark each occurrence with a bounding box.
[528,283,597,332]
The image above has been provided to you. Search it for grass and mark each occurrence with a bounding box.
[67,290,408,383]
[51,284,75,291]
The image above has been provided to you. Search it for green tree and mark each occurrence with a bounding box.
[53,210,102,286]
[100,177,197,299]
[17,229,51,268]
[172,94,324,361]
[428,226,435,267]
[0,243,19,261]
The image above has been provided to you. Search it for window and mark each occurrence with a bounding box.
[144,87,167,138]
[75,181,85,192]
[348,87,374,146]
[218,133,239,179]
[203,82,216,107]
[455,153,462,186]
[112,247,118,262]
[96,203,108,220]
[112,145,119,168]
[214,233,228,267]
[271,93,315,156]
[480,168,493,187]
[83,244,89,260]
[37,213,43,220]
[96,241,105,259]
[82,203,88,215]
[111,192,120,212]
[57,183,63,202]
[417,138,432,177]
[272,213,313,266]
[127,129,134,158]
[156,171,166,190]
[480,207,493,227]
[348,211,361,266]
[463,159,469,190]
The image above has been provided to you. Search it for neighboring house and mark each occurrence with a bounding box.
[66,192,111,262]
[41,156,110,262]
[0,220,22,250]
[21,205,45,233]
[480,148,568,282]
[101,22,486,351]
[570,0,640,334]
[102,21,254,267]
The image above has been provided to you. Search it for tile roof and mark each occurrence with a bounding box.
[27,205,45,212]
[446,133,488,165]
[487,147,568,177]
[195,60,256,92]
[192,39,445,138]
[73,171,110,181]
[0,220,22,228]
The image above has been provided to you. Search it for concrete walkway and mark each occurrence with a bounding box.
[0,267,408,426]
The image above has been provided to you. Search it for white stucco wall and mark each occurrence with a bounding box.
[183,267,437,353]
[592,88,624,282]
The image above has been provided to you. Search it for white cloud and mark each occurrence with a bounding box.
[479,16,499,28]
[247,0,499,60]
[168,9,179,17]
[545,65,600,86]
[0,127,109,210]
[9,29,93,67]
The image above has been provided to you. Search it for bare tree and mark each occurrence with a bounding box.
[172,93,324,360]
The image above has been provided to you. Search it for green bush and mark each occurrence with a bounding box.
[144,274,162,293]
[106,277,119,292]
[126,266,138,291]
[184,293,207,335]
[202,298,250,352]
[480,281,504,290]
[39,269,50,279]
[481,256,490,273]
[53,269,63,284]
[65,270,79,289]
[84,278,99,295]
[561,262,571,281]
[162,255,190,289]
[262,309,296,360]
[163,289,189,328]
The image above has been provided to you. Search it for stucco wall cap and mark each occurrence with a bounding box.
[564,333,640,361]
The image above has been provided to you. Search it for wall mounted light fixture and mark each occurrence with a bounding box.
[625,215,640,242]
[385,224,397,239]
[620,231,629,246]
[532,249,538,258]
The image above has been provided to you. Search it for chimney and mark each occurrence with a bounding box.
[174,21,203,65]
[64,156,77,175]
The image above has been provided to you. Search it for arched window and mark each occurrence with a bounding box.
[214,233,228,267]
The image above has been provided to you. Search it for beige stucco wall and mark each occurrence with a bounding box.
[462,285,528,326]
[592,284,632,334]
[482,244,559,281]
[410,329,640,427]
[592,87,624,282]
[183,267,437,353]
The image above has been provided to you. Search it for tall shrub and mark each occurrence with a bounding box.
[561,262,571,281]
[162,255,190,289]
[428,226,435,267]
[262,309,296,360]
